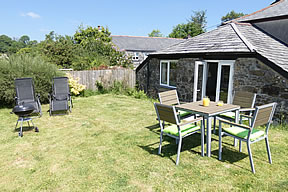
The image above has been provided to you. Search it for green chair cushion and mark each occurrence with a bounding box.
[223,126,265,141]
[179,110,192,117]
[163,123,200,137]
[219,112,250,121]
[220,111,235,119]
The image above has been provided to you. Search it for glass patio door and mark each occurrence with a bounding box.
[193,60,234,103]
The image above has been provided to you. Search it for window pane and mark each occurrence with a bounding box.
[219,65,230,102]
[161,62,168,85]
[169,61,177,87]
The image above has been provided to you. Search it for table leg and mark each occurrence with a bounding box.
[206,116,212,157]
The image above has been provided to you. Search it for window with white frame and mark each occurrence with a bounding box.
[160,60,177,87]
[132,52,139,61]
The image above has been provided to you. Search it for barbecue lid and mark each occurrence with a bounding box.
[13,104,35,113]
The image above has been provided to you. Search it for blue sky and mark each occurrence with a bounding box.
[0,0,274,41]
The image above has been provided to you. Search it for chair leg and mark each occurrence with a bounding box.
[239,140,242,152]
[234,138,238,147]
[213,117,216,134]
[265,137,272,164]
[158,132,163,155]
[201,120,205,157]
[218,123,222,160]
[176,137,182,165]
[247,142,255,174]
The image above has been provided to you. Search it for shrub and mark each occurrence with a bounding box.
[0,54,64,106]
[93,80,148,100]
[66,73,86,96]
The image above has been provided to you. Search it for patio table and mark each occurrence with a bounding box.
[176,101,240,157]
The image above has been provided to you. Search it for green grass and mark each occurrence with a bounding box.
[0,94,287,191]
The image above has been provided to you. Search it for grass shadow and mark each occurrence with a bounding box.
[145,123,160,135]
[139,133,203,164]
[14,126,35,133]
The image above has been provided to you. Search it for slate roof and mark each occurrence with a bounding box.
[150,24,251,55]
[234,0,288,22]
[236,23,288,72]
[150,23,288,73]
[111,35,184,52]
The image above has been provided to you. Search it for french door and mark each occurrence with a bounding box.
[193,60,234,103]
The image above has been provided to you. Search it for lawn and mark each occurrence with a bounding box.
[0,94,287,191]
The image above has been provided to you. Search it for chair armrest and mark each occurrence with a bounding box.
[179,101,188,104]
[217,117,251,130]
[179,117,202,126]
[239,108,255,112]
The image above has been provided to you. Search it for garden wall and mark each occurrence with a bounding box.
[67,69,136,90]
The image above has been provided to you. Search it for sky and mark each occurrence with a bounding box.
[0,0,274,42]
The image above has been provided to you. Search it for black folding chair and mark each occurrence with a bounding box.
[48,77,73,116]
[13,78,42,136]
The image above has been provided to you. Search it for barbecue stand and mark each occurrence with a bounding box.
[12,104,39,137]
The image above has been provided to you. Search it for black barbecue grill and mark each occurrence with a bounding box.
[12,103,39,137]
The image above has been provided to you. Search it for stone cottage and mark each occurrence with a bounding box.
[111,35,183,68]
[136,0,288,122]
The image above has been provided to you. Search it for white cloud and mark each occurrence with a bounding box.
[21,12,41,19]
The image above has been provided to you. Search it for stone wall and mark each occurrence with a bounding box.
[234,58,288,123]
[136,57,288,123]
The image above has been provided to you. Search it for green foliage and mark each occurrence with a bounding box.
[169,10,207,38]
[73,26,132,70]
[221,10,245,23]
[0,34,37,55]
[74,25,111,44]
[148,29,164,37]
[93,80,148,99]
[0,54,64,106]
[37,31,78,69]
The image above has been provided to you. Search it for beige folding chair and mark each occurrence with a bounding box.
[158,90,192,118]
[218,102,277,173]
[154,103,204,165]
[219,91,257,124]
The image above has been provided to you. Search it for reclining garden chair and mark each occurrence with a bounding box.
[158,90,192,118]
[48,77,73,116]
[154,103,204,165]
[218,102,277,173]
[14,78,42,118]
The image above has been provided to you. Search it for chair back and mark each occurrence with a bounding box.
[154,103,179,125]
[52,77,70,96]
[252,103,277,128]
[233,91,257,108]
[15,78,36,104]
[158,90,180,105]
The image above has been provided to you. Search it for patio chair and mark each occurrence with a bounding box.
[218,102,277,173]
[48,77,73,116]
[219,91,257,125]
[154,103,204,165]
[14,78,42,118]
[158,90,192,118]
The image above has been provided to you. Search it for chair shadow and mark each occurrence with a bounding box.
[138,133,203,164]
[145,123,161,135]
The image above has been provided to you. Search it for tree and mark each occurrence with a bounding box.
[221,10,245,23]
[148,29,164,37]
[0,35,13,53]
[169,10,207,39]
[188,10,207,29]
[19,35,30,45]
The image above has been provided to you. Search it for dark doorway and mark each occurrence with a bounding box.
[206,62,218,101]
